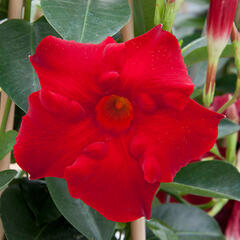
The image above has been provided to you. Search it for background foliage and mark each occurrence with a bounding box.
[0,0,239,239]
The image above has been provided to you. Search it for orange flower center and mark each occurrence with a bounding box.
[96,95,133,132]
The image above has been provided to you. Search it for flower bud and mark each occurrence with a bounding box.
[203,0,237,107]
[225,201,240,240]
[154,0,183,32]
[231,23,240,71]
[207,0,237,60]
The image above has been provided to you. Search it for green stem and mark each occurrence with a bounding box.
[226,132,238,164]
[0,98,12,135]
[208,199,228,217]
[24,0,32,22]
[217,73,240,113]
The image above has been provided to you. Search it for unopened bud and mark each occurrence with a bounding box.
[154,0,183,32]
[231,23,240,71]
[207,0,237,60]
[203,0,237,106]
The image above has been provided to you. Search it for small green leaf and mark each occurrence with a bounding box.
[218,118,240,139]
[41,0,130,43]
[0,169,17,190]
[0,17,59,112]
[147,218,178,240]
[182,37,234,66]
[46,177,115,240]
[0,130,18,160]
[151,203,224,240]
[161,161,240,200]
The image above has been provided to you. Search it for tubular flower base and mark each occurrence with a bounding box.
[14,25,223,222]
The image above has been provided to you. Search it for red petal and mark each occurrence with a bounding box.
[64,135,159,222]
[133,99,224,183]
[14,91,100,179]
[106,25,194,109]
[30,36,115,106]
[225,201,240,239]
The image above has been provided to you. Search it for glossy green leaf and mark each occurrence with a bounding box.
[0,130,18,160]
[0,17,59,112]
[161,161,240,200]
[151,204,224,240]
[20,179,61,225]
[0,180,85,240]
[182,37,234,66]
[147,219,178,240]
[46,177,115,240]
[218,118,240,139]
[41,0,130,43]
[133,0,156,36]
[0,169,17,190]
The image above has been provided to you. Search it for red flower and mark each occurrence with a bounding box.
[211,94,240,124]
[14,25,223,222]
[215,201,240,240]
[225,201,240,240]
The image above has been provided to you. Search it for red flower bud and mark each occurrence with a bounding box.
[207,0,237,59]
[203,0,237,106]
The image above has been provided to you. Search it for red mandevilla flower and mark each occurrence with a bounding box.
[14,25,223,222]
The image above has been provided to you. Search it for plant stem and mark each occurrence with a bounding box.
[120,2,147,239]
[217,73,240,113]
[24,0,31,21]
[130,218,146,240]
[8,0,23,19]
[0,98,12,135]
[120,0,134,41]
[208,199,228,217]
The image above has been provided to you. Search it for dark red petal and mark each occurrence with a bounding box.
[133,99,224,183]
[30,36,115,106]
[225,201,240,239]
[14,91,100,179]
[103,25,194,109]
[64,135,159,222]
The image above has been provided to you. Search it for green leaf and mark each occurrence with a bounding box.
[0,169,17,190]
[218,118,240,139]
[20,179,61,225]
[0,130,17,160]
[147,219,178,240]
[46,177,115,240]
[182,36,234,66]
[41,0,130,43]
[133,0,156,36]
[160,160,240,200]
[0,0,8,20]
[0,17,59,112]
[151,203,224,240]
[0,179,85,240]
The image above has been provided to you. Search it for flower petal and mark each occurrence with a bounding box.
[30,36,115,106]
[64,135,159,222]
[14,91,100,179]
[102,25,194,110]
[133,99,224,183]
